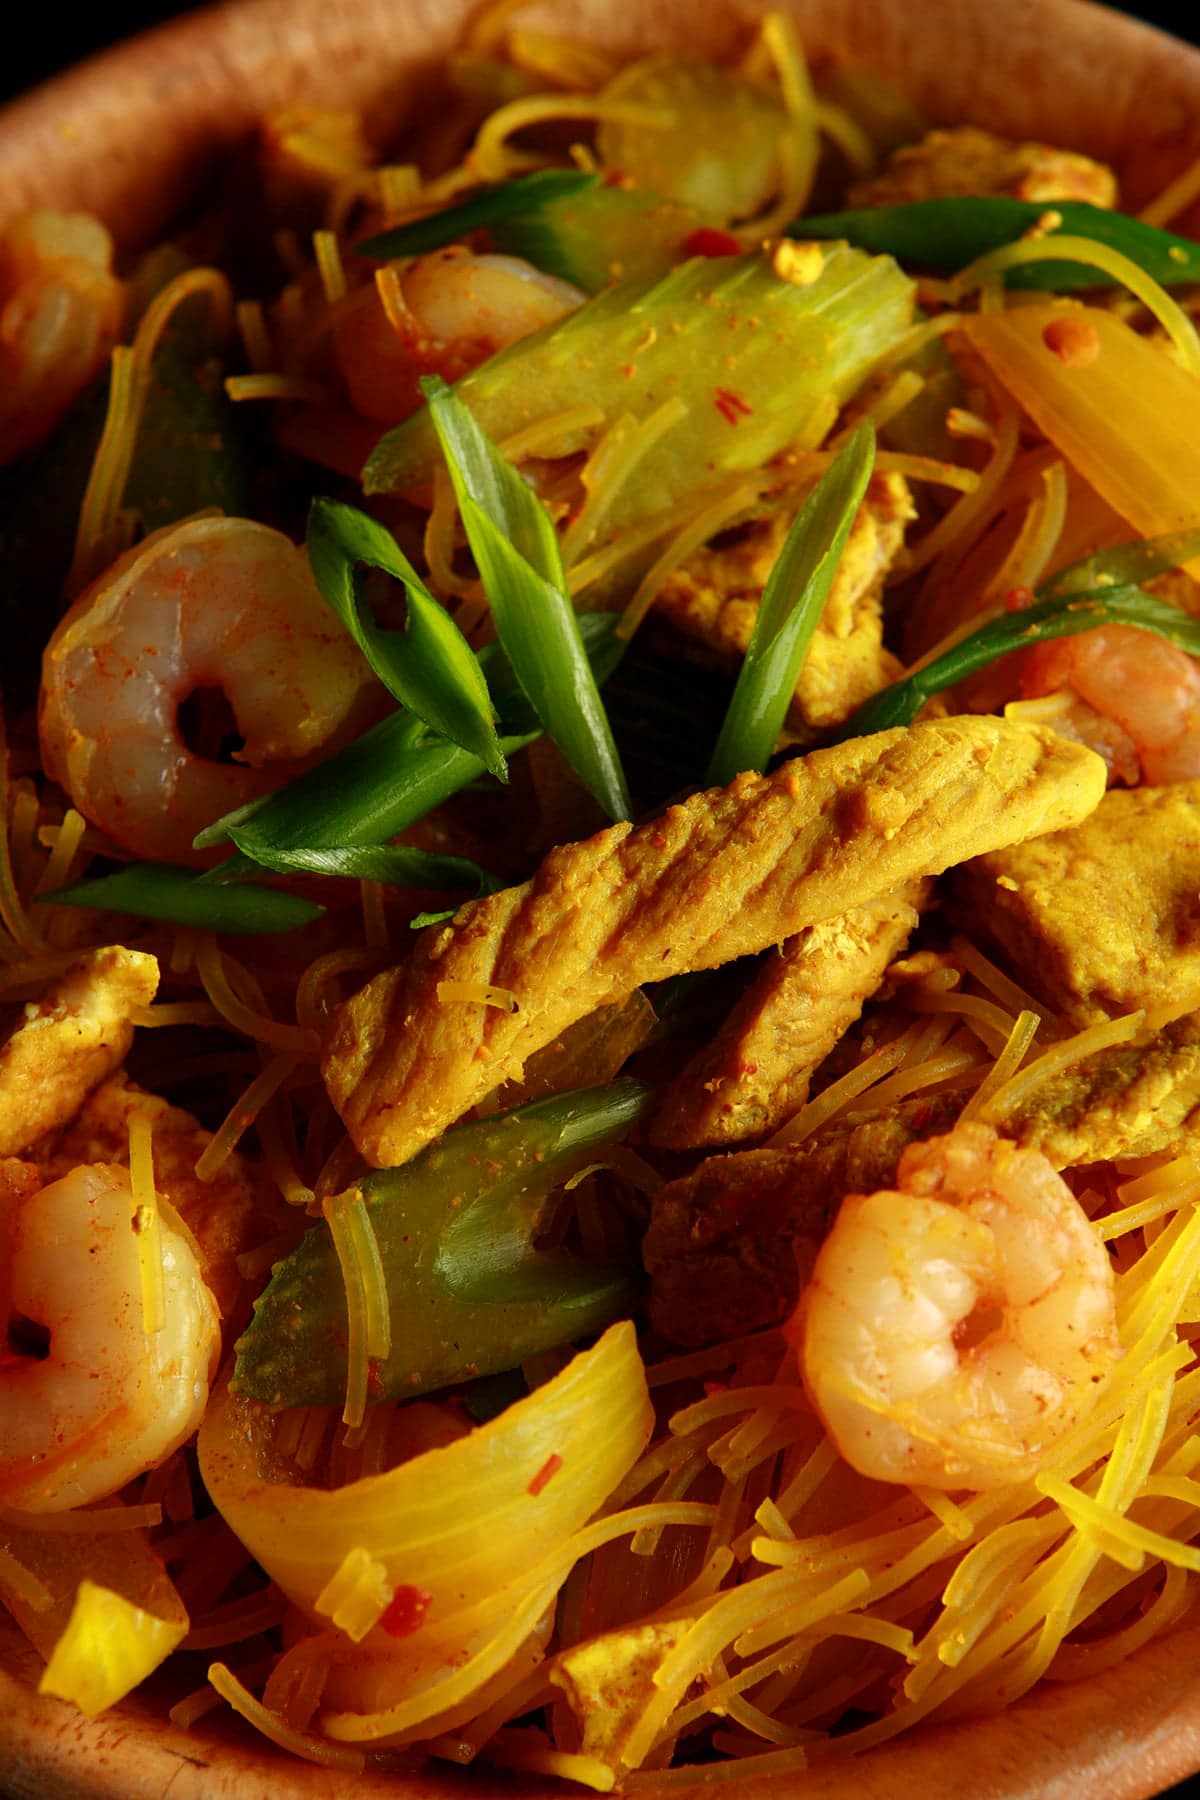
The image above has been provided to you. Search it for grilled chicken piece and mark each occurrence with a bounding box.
[847,125,1118,210]
[645,1101,955,1346]
[653,470,913,733]
[323,718,1105,1169]
[650,879,929,1149]
[953,784,1200,1028]
[1005,1010,1200,1169]
[648,1007,1200,1347]
[35,1073,268,1330]
[0,946,158,1156]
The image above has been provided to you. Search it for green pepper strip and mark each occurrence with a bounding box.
[354,169,600,260]
[233,1078,652,1406]
[795,197,1200,291]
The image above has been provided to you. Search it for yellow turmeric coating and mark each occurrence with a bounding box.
[323,718,1105,1168]
[0,947,158,1158]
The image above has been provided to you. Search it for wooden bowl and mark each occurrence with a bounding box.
[3,1,1200,1794]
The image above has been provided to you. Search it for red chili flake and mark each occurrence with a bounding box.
[1042,316,1100,368]
[714,387,753,425]
[1002,584,1035,612]
[683,226,742,258]
[703,1381,729,1398]
[528,1452,563,1496]
[380,1584,433,1639]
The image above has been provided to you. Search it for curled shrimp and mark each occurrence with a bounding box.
[1019,623,1200,785]
[39,514,376,865]
[333,247,584,424]
[0,1158,220,1511]
[0,210,124,466]
[794,1121,1120,1491]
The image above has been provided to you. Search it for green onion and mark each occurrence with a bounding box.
[233,1078,652,1405]
[795,197,1200,291]
[354,169,599,260]
[706,422,876,786]
[194,616,622,870]
[424,375,633,822]
[41,863,323,934]
[232,841,503,927]
[306,497,505,779]
[1039,526,1200,600]
[837,585,1200,740]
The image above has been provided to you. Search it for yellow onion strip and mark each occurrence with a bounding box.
[959,303,1200,562]
[199,1323,652,1739]
[1,1501,188,1713]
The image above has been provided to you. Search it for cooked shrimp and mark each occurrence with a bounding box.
[0,1160,220,1511]
[794,1121,1120,1491]
[0,210,124,466]
[334,248,584,425]
[39,514,376,865]
[1019,623,1200,785]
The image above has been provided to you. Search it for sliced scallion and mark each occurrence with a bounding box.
[1039,525,1200,600]
[41,863,323,934]
[195,617,623,872]
[706,421,876,786]
[796,197,1200,291]
[354,169,599,261]
[837,584,1200,740]
[424,375,632,822]
[306,497,505,779]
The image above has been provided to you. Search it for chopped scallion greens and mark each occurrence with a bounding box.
[1039,525,1200,600]
[795,197,1200,291]
[706,422,876,786]
[231,841,503,924]
[41,863,323,934]
[424,376,633,822]
[194,616,622,871]
[354,169,599,261]
[306,497,505,779]
[837,584,1200,740]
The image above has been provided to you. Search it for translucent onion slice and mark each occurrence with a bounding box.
[198,1322,652,1734]
[959,304,1200,567]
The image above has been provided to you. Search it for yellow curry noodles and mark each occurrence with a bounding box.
[9,0,1200,1785]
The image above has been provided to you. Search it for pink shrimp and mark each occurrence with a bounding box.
[0,211,124,466]
[333,248,584,425]
[1019,623,1200,786]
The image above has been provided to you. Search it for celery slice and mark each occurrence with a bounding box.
[365,248,915,541]
[597,55,793,221]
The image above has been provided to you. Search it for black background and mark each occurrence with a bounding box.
[2,1,1197,103]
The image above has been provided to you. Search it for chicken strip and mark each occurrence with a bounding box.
[847,125,1118,210]
[953,783,1200,1028]
[650,879,929,1149]
[648,1013,1200,1347]
[323,718,1105,1168]
[0,945,158,1156]
[35,1072,270,1331]
[645,1102,955,1346]
[653,471,912,733]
